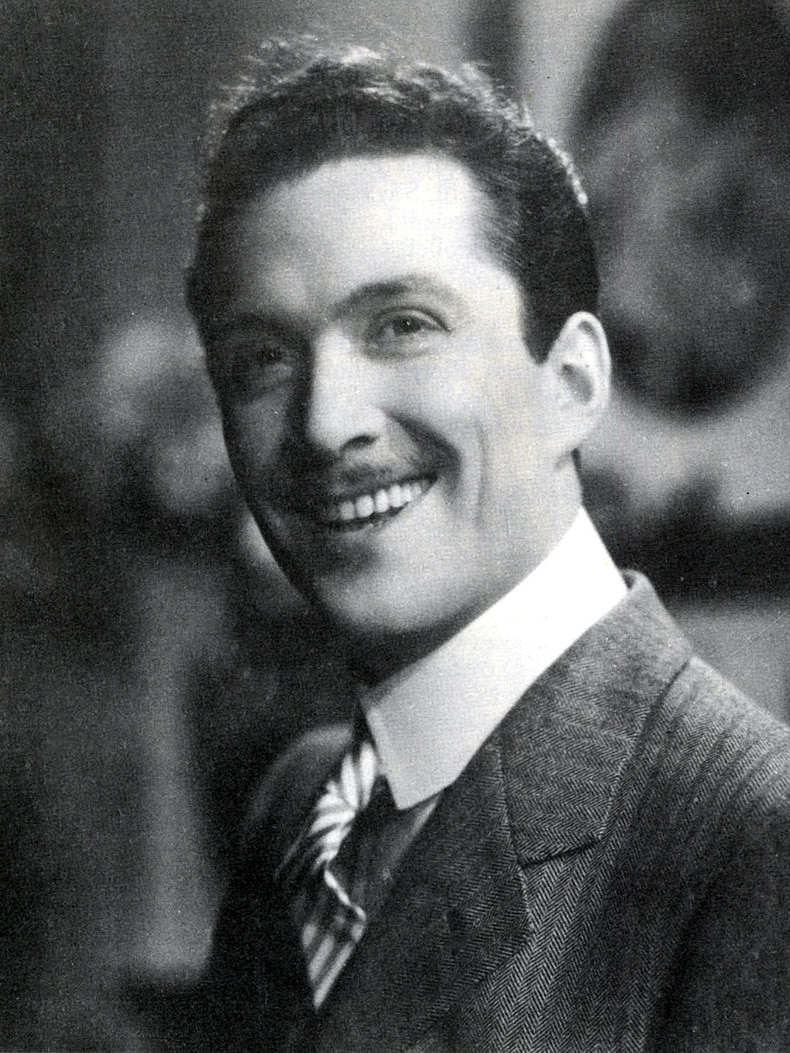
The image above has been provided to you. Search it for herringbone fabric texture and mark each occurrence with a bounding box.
[205,574,790,1051]
[276,737,380,1008]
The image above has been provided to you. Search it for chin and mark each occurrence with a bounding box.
[313,578,475,669]
[312,589,420,641]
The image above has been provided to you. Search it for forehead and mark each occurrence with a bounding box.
[256,152,488,228]
[218,153,502,307]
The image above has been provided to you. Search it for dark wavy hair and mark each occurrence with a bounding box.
[187,39,598,361]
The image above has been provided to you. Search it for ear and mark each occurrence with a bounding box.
[545,311,611,455]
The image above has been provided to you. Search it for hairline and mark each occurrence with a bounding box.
[191,144,543,358]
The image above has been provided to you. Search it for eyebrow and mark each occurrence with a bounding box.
[204,313,298,342]
[205,273,468,339]
[336,275,467,315]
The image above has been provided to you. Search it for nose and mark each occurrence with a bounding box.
[298,329,385,455]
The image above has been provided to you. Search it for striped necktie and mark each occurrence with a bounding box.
[276,737,381,1008]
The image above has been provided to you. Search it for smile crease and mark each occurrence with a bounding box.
[318,477,433,525]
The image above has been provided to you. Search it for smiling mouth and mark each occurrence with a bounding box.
[308,475,435,532]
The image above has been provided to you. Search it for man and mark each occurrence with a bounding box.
[187,41,790,1051]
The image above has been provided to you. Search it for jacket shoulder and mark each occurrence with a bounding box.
[650,660,790,1049]
[653,653,790,820]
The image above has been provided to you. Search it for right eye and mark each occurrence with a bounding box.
[211,334,301,400]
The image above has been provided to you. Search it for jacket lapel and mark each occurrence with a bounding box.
[501,571,693,862]
[314,730,531,1050]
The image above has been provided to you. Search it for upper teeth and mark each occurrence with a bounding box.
[325,478,430,524]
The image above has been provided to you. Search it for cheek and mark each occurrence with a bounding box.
[440,393,538,513]
[221,404,283,489]
[383,364,482,475]
[482,384,554,494]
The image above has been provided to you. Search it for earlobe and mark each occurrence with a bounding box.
[547,311,611,448]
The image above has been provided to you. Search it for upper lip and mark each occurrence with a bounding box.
[275,457,436,497]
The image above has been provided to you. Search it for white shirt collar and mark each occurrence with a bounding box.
[359,508,626,809]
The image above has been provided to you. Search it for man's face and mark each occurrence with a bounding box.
[205,154,578,669]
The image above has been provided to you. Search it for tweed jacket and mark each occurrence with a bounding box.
[202,573,790,1051]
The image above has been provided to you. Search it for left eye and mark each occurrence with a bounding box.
[382,315,432,336]
[371,312,444,354]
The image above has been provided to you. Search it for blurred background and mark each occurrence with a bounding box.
[2,0,790,1047]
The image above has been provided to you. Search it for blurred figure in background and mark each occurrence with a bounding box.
[570,0,790,719]
[573,0,790,418]
[572,0,790,523]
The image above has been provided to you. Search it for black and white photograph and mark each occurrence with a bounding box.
[2,1,790,1049]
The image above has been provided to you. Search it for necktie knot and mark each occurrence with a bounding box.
[276,737,380,893]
